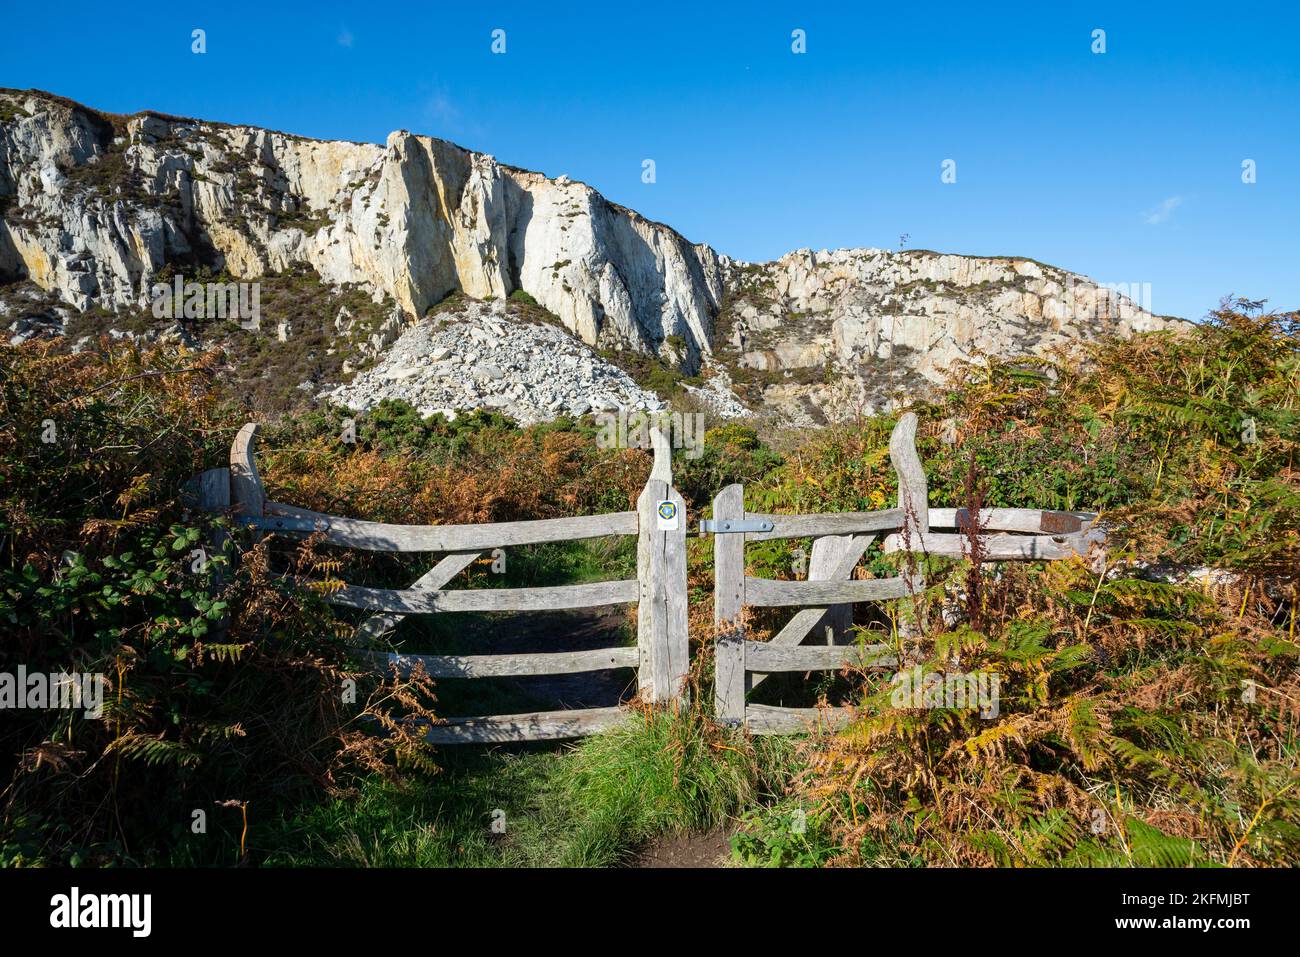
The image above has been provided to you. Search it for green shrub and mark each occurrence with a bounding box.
[0,343,437,865]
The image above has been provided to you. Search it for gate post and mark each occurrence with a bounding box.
[712,484,746,725]
[636,427,688,704]
[230,423,265,525]
[889,412,929,634]
[889,412,928,545]
[195,467,232,639]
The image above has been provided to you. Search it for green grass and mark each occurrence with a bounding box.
[234,708,796,868]
[256,750,565,867]
[550,709,793,865]
[493,536,637,587]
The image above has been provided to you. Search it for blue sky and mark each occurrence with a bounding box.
[4,1,1297,319]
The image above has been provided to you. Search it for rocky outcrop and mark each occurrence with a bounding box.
[1,89,1185,426]
[718,247,1181,423]
[0,89,726,364]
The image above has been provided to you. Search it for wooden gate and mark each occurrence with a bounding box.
[709,413,927,733]
[196,412,1108,742]
[707,412,1108,734]
[196,423,688,743]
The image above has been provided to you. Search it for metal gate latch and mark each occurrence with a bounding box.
[698,518,774,535]
[244,516,331,533]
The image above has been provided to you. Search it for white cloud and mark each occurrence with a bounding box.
[423,87,460,127]
[337,28,354,48]
[1142,195,1184,225]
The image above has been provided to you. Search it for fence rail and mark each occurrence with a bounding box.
[258,505,639,552]
[313,578,638,614]
[198,412,1107,741]
[364,646,640,678]
[201,421,688,743]
[411,706,629,744]
[707,412,1107,734]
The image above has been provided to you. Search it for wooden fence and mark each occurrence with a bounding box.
[196,412,1106,741]
[708,412,1106,734]
[196,422,688,743]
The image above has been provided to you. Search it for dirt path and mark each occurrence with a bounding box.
[452,605,636,710]
[634,829,733,868]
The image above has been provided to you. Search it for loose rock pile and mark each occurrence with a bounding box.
[322,300,670,425]
[683,371,752,420]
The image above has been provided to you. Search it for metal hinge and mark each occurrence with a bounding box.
[1038,511,1084,534]
[243,516,331,533]
[698,518,774,535]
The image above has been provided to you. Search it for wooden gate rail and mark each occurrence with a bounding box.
[881,507,1105,560]
[198,421,689,744]
[257,502,639,552]
[301,578,638,614]
[710,413,928,735]
[708,412,1109,735]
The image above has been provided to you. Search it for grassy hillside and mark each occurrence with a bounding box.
[1,298,1295,867]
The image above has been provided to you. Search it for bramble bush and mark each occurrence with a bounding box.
[0,342,437,865]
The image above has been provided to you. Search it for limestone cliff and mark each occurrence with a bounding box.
[0,89,1183,424]
[718,247,1179,424]
[0,89,725,363]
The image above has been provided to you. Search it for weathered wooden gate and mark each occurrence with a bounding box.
[708,413,927,733]
[197,423,688,743]
[196,412,1107,742]
[707,412,1107,734]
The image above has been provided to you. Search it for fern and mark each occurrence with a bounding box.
[1063,696,1108,771]
[107,733,203,769]
[1124,818,1205,868]
[199,642,249,664]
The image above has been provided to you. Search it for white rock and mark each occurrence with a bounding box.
[0,90,1185,428]
[0,91,726,361]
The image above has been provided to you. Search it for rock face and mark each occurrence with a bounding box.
[1,89,1184,426]
[720,247,1180,423]
[748,248,1168,372]
[0,89,725,364]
